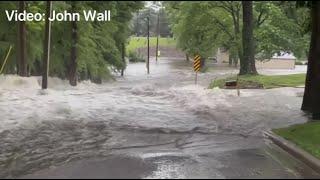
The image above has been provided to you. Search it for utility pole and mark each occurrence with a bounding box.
[136,10,140,36]
[42,1,52,89]
[147,16,150,74]
[155,12,160,62]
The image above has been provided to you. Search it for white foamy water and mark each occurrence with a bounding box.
[0,60,308,178]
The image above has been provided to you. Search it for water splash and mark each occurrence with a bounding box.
[0,62,309,178]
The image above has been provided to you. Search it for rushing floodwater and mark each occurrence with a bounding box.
[0,58,316,178]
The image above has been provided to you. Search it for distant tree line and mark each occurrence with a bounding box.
[130,5,172,38]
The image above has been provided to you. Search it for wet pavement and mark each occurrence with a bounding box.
[0,58,318,178]
[19,136,320,179]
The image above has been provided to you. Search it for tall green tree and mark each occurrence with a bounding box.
[241,1,257,75]
[300,1,320,119]
[42,1,52,89]
[165,1,310,74]
[17,1,28,76]
[0,2,17,74]
[69,1,78,86]
[0,1,142,83]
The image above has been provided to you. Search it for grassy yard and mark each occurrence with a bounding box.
[126,36,176,54]
[209,74,306,89]
[273,122,320,159]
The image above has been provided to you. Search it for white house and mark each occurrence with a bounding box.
[214,49,296,69]
[256,52,296,69]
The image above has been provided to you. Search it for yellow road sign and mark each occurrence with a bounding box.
[193,55,201,72]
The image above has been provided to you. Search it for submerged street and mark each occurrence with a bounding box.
[0,58,318,178]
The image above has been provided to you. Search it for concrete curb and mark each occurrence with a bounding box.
[264,130,320,173]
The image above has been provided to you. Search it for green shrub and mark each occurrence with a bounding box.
[128,51,145,63]
[295,61,304,65]
[200,66,209,73]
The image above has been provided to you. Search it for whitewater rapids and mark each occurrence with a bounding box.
[0,59,309,177]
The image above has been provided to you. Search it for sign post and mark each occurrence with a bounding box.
[193,55,201,85]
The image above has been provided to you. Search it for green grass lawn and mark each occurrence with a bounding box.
[126,36,176,54]
[209,74,306,89]
[273,122,320,159]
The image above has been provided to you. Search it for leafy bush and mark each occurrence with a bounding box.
[295,61,304,65]
[128,51,145,63]
[200,66,209,73]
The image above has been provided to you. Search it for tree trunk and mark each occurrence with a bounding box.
[232,51,239,67]
[121,42,125,76]
[186,53,189,61]
[229,55,233,66]
[240,1,257,75]
[233,13,245,74]
[18,1,27,77]
[69,2,77,86]
[301,1,320,119]
[233,56,238,67]
[42,1,52,89]
[200,57,205,69]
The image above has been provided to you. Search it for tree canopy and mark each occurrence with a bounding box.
[0,1,143,82]
[165,1,310,68]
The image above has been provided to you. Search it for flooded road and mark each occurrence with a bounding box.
[0,58,318,178]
